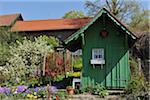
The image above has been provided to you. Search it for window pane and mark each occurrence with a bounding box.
[92,48,104,60]
[99,55,102,58]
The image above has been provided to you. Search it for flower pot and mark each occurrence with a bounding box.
[66,87,74,95]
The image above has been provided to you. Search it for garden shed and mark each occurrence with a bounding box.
[64,8,137,89]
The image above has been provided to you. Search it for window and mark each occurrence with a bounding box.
[91,48,105,64]
[92,48,104,60]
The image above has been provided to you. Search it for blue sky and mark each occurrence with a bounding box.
[0,0,149,20]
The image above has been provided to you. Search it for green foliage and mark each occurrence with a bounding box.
[0,66,11,84]
[126,56,149,98]
[63,10,85,18]
[53,75,65,82]
[81,84,108,97]
[0,94,5,99]
[92,84,108,97]
[129,57,138,76]
[80,86,93,93]
[36,35,59,49]
[74,89,81,94]
[55,89,68,100]
[0,27,22,45]
[0,27,22,66]
[73,57,82,69]
[126,76,147,95]
[0,44,9,66]
[27,76,39,87]
[36,89,46,98]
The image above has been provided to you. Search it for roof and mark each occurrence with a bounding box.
[11,17,92,32]
[0,13,22,27]
[64,8,137,44]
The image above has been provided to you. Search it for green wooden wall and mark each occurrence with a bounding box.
[81,18,130,89]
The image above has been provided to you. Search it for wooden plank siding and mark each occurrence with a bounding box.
[81,16,130,89]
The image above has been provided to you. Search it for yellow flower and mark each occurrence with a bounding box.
[33,96,37,99]
[27,94,34,98]
[33,92,36,95]
[27,94,30,98]
[30,94,33,98]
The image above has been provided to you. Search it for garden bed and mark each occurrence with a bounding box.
[0,85,59,100]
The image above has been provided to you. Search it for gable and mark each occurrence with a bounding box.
[64,8,137,45]
[0,13,23,27]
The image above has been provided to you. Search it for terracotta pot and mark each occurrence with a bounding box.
[67,88,74,95]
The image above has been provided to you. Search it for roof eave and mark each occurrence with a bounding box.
[64,8,137,45]
[10,28,79,32]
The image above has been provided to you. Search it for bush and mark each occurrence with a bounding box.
[81,83,108,97]
[125,56,149,99]
[125,75,149,97]
[92,84,108,97]
[80,86,93,94]
[53,75,65,82]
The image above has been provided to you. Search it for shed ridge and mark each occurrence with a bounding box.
[64,8,137,44]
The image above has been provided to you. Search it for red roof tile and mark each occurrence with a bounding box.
[11,17,93,32]
[0,13,22,27]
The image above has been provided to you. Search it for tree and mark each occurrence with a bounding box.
[129,10,150,34]
[63,10,85,18]
[85,0,140,23]
[0,27,22,66]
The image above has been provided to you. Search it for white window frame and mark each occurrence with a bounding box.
[92,48,104,60]
[91,48,105,64]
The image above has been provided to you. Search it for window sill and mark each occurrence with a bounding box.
[90,59,105,64]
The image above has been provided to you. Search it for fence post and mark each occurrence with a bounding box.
[137,58,142,77]
[43,53,47,76]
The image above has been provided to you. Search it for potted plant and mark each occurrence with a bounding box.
[66,86,74,95]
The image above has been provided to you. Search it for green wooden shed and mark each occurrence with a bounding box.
[64,8,137,89]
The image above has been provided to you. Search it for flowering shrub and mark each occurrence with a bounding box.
[0,36,59,85]
[0,66,11,85]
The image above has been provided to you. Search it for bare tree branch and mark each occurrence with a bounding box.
[106,0,112,11]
